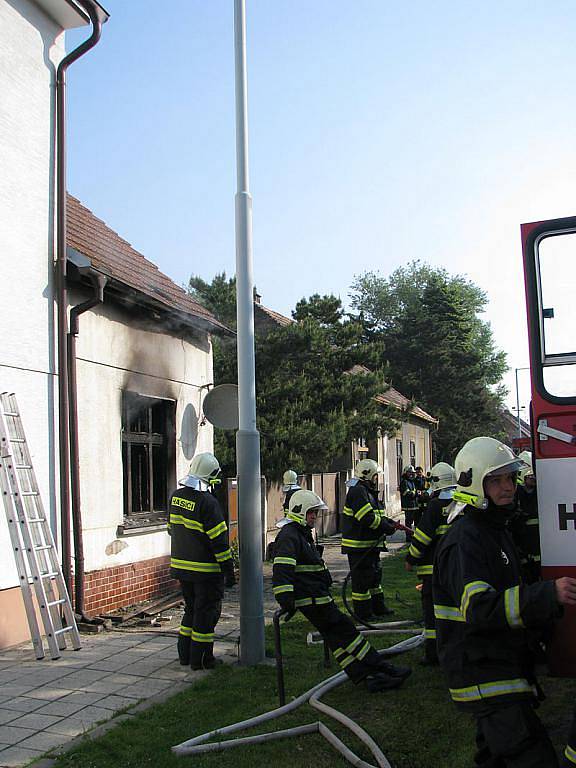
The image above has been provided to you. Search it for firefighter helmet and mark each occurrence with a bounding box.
[354,459,382,485]
[403,465,416,475]
[282,469,299,491]
[186,452,221,486]
[517,451,534,484]
[429,462,456,492]
[454,437,528,509]
[287,490,328,526]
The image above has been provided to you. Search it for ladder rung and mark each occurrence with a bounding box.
[48,598,66,607]
[34,544,52,552]
[21,492,39,497]
[15,465,32,470]
[10,438,25,443]
[54,626,73,636]
[41,571,58,579]
[28,517,46,523]
[3,412,19,417]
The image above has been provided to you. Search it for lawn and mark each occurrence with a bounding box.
[47,553,576,768]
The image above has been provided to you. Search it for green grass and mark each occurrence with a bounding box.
[46,553,576,768]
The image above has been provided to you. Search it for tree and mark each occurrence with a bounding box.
[188,279,398,479]
[350,262,507,460]
[188,272,237,331]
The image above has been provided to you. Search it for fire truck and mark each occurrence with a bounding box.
[521,217,576,675]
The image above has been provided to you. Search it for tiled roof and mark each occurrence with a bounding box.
[376,386,438,425]
[253,302,293,327]
[66,194,231,335]
[346,366,438,425]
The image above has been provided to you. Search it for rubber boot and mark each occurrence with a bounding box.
[177,634,191,666]
[365,672,405,693]
[377,658,412,681]
[371,594,394,617]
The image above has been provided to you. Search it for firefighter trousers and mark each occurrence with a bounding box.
[178,576,224,668]
[347,550,386,620]
[420,577,437,663]
[473,700,558,767]
[300,601,382,684]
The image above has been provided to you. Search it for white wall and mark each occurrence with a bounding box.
[0,0,65,589]
[72,295,214,573]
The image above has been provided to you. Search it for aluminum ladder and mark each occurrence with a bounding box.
[0,392,81,659]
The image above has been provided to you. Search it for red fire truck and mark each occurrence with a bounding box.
[521,217,576,675]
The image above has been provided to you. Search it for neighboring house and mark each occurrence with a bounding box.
[251,298,438,544]
[0,0,229,649]
[500,407,532,451]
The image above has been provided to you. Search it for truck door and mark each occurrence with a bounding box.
[521,217,576,675]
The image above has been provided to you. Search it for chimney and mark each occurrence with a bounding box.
[253,286,261,304]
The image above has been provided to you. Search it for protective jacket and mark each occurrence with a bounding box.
[400,477,419,511]
[168,486,233,580]
[341,481,396,554]
[272,520,332,607]
[433,504,561,712]
[282,486,300,515]
[406,495,452,578]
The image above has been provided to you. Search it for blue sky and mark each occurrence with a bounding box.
[66,1,576,418]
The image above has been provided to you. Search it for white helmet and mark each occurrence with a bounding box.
[454,437,528,509]
[517,451,534,484]
[403,465,416,475]
[282,469,300,491]
[184,452,221,487]
[287,490,327,525]
[354,459,382,485]
[429,462,457,492]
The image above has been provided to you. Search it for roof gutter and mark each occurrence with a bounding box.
[55,0,108,594]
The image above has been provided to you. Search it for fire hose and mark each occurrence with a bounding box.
[172,632,423,766]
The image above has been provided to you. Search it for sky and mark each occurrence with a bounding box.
[66,1,576,420]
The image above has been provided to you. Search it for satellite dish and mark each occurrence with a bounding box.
[202,384,239,430]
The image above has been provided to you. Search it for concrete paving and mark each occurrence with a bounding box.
[0,535,405,768]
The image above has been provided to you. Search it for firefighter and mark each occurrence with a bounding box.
[168,452,236,671]
[509,451,541,584]
[342,459,400,620]
[414,465,430,529]
[433,436,576,767]
[404,461,456,665]
[400,465,419,537]
[281,469,301,516]
[273,489,411,693]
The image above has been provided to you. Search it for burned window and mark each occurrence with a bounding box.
[409,440,416,467]
[121,392,175,529]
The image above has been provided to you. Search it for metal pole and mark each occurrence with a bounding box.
[515,367,521,439]
[233,0,265,666]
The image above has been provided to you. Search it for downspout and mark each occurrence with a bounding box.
[55,0,108,592]
[68,273,107,618]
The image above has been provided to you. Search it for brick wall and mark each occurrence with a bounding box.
[81,556,179,615]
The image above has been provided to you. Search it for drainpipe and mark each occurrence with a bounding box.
[55,0,108,592]
[68,273,107,618]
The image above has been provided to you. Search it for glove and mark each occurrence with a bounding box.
[277,593,296,621]
[222,561,236,588]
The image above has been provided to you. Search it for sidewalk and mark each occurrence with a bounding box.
[0,536,405,768]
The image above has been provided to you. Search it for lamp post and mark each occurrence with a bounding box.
[514,367,530,438]
[233,0,265,666]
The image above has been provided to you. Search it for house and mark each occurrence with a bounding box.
[251,297,438,544]
[0,0,229,649]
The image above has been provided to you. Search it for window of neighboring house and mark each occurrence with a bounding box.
[396,439,403,489]
[409,440,416,467]
[121,391,176,529]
